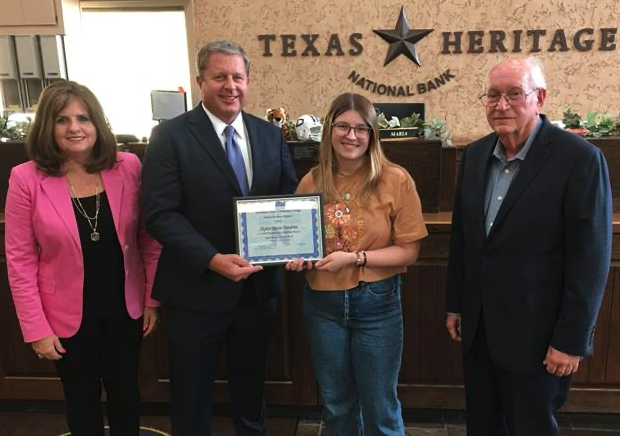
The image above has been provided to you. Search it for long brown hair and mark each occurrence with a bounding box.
[312,93,387,204]
[26,80,117,176]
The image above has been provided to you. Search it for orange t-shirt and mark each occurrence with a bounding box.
[296,162,428,291]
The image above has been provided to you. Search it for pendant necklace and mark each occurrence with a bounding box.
[343,192,351,213]
[70,185,101,242]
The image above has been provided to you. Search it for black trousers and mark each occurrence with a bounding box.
[54,312,143,436]
[462,318,572,436]
[166,287,276,436]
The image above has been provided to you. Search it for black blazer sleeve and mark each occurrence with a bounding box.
[142,122,220,277]
[550,145,612,356]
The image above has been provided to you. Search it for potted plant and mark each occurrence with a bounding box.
[561,108,620,138]
[0,115,31,141]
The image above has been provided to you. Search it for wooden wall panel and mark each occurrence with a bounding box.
[417,266,441,382]
[1,140,620,413]
[0,142,28,212]
[0,258,64,400]
[400,267,420,381]
[382,140,442,213]
[432,265,451,382]
[605,265,620,384]
[439,146,463,212]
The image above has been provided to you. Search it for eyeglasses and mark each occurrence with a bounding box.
[332,123,372,138]
[479,89,539,107]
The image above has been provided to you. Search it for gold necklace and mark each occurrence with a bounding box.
[70,185,101,242]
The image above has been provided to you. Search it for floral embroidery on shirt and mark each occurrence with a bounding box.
[324,199,362,254]
[324,225,336,239]
[326,202,351,225]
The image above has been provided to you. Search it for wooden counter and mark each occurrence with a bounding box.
[0,138,619,412]
[1,212,620,412]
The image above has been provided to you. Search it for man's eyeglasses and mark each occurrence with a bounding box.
[332,123,372,138]
[479,89,539,107]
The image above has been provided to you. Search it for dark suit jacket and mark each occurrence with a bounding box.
[142,105,298,312]
[446,115,612,373]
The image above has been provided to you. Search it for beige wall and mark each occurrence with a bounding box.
[191,0,620,141]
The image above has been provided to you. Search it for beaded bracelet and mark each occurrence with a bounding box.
[354,251,362,266]
[355,250,367,267]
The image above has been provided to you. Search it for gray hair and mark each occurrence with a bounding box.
[196,40,251,78]
[525,57,547,90]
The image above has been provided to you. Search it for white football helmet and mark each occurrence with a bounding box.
[295,115,323,142]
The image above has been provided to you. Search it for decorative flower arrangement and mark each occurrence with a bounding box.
[423,117,453,145]
[377,111,424,130]
[376,111,453,145]
[561,108,620,138]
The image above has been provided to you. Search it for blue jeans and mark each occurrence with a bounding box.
[303,275,404,436]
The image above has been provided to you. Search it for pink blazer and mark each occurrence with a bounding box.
[5,152,161,343]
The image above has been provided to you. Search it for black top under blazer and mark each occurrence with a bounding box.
[446,115,612,373]
[142,105,298,313]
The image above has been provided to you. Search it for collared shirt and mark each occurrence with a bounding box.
[202,103,253,189]
[484,117,542,234]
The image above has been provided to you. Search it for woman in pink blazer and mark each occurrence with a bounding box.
[5,81,161,436]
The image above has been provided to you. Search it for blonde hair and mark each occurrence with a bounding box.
[312,93,388,204]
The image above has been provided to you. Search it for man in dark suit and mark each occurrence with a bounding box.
[445,57,612,436]
[142,40,298,435]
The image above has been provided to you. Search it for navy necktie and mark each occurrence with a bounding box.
[224,125,249,196]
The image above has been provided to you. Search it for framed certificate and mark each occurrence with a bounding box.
[234,194,325,265]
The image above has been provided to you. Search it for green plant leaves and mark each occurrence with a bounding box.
[562,108,620,138]
[0,116,30,141]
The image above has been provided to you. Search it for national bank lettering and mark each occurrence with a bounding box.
[348,70,456,96]
[257,5,617,97]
